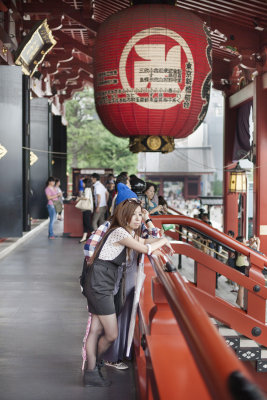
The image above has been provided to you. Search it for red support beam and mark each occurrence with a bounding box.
[254,73,267,254]
[223,96,239,236]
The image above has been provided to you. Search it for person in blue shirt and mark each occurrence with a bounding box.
[79,178,84,196]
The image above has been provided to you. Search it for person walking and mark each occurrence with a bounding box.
[91,173,108,231]
[82,199,171,387]
[45,177,60,239]
[79,178,94,243]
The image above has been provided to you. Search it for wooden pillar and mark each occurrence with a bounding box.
[223,96,239,236]
[254,74,267,254]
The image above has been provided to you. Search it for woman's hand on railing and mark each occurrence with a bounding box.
[161,242,175,257]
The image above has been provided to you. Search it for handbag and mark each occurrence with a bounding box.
[53,199,62,213]
[75,198,91,211]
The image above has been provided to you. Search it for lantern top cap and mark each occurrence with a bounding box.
[228,161,250,173]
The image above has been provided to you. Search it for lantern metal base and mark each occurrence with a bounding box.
[129,136,175,153]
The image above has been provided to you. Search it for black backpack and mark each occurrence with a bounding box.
[80,258,88,297]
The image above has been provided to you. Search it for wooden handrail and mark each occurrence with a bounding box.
[152,214,267,269]
[150,252,264,400]
[151,214,267,346]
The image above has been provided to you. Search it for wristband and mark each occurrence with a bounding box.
[145,218,152,224]
[146,244,152,255]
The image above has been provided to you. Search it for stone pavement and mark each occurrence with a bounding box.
[1,219,265,400]
[0,219,136,400]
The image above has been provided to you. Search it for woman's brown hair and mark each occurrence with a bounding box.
[88,199,142,265]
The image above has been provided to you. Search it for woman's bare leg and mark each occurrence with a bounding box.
[86,313,118,370]
[97,314,118,361]
[86,314,103,370]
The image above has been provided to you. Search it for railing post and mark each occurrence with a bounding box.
[196,262,216,296]
[178,231,182,269]
[247,253,266,324]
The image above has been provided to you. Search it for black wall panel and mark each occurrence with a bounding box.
[22,75,31,231]
[52,115,67,195]
[30,98,50,219]
[0,66,23,237]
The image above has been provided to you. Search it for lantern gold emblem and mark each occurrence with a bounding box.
[147,136,162,151]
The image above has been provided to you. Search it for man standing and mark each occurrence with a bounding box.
[91,173,108,231]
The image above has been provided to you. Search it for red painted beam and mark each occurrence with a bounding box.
[53,30,92,59]
[0,1,8,12]
[22,0,99,34]
[254,74,267,255]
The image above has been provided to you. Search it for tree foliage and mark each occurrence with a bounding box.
[65,88,137,175]
[211,173,223,196]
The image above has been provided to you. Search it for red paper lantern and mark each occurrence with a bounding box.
[94,4,212,148]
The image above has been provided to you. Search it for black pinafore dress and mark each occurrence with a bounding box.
[83,231,127,315]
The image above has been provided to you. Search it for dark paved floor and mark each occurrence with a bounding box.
[0,221,136,400]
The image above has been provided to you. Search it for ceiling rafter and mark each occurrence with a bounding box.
[53,30,93,59]
[177,3,258,28]
[22,0,99,34]
[177,0,267,22]
[12,0,267,104]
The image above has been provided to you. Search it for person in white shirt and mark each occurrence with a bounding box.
[91,173,109,231]
[79,178,94,243]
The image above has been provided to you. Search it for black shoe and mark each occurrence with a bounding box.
[83,368,111,387]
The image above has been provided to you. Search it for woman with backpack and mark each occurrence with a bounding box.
[82,198,171,387]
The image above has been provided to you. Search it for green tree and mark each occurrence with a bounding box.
[66,88,137,175]
[211,174,223,196]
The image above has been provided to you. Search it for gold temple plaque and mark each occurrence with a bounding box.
[14,19,56,77]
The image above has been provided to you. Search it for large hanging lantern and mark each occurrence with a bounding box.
[94,4,212,152]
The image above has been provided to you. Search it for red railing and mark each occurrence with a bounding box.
[134,251,265,400]
[152,252,259,400]
[151,215,267,346]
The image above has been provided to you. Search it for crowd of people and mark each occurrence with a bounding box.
[72,172,170,244]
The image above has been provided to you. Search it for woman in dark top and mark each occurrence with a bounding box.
[144,182,163,215]
[83,199,170,387]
